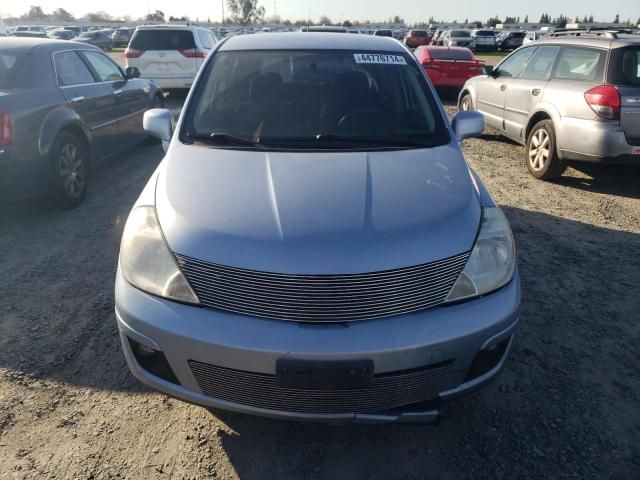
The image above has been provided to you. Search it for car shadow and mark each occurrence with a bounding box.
[0,141,164,394]
[207,207,640,479]
[559,163,640,200]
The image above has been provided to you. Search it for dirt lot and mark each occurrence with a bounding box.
[1,83,640,480]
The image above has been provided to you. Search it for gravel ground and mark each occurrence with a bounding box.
[1,88,639,479]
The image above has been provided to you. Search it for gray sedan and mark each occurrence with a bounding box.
[0,38,163,207]
[115,33,521,423]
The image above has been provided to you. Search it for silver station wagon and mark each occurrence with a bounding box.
[115,33,521,423]
[459,31,640,179]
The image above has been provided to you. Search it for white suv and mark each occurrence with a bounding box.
[125,24,217,89]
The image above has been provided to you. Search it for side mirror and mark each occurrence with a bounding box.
[481,65,495,76]
[143,108,173,142]
[452,111,484,142]
[125,66,140,79]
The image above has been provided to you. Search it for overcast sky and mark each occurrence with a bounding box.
[1,0,638,24]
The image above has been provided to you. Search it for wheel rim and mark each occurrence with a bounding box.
[59,143,85,198]
[528,128,550,171]
[461,97,471,111]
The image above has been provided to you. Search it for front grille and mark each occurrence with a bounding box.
[175,252,470,322]
[189,360,455,414]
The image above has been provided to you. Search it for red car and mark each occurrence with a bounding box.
[403,29,431,49]
[414,46,484,90]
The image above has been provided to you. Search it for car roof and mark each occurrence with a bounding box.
[136,24,205,31]
[0,37,76,51]
[534,34,640,49]
[219,32,406,52]
[425,46,473,51]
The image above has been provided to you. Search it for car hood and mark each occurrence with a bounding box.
[156,144,481,274]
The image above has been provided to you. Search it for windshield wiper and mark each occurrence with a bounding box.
[186,132,262,147]
[313,133,429,148]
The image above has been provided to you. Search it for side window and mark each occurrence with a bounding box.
[207,32,217,47]
[497,47,536,78]
[553,47,606,82]
[520,46,560,80]
[198,31,212,50]
[81,51,124,82]
[54,51,95,86]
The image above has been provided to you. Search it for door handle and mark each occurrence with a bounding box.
[70,96,85,103]
[500,84,507,91]
[113,89,123,95]
[531,88,542,96]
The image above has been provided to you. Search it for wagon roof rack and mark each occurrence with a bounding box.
[547,27,635,39]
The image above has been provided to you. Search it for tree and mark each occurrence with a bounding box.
[51,8,74,21]
[613,13,619,24]
[504,16,517,24]
[588,15,594,23]
[22,5,46,20]
[226,0,265,25]
[145,10,165,22]
[524,15,529,23]
[85,11,112,22]
[342,20,352,28]
[318,15,332,25]
[553,15,568,28]
[485,16,502,28]
[392,15,404,24]
[539,13,550,24]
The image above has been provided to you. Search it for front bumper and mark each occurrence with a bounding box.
[557,116,640,163]
[115,269,521,423]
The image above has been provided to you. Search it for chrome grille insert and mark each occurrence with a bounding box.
[188,360,455,414]
[175,252,470,322]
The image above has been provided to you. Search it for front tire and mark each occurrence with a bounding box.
[525,120,567,180]
[459,93,473,112]
[48,132,89,209]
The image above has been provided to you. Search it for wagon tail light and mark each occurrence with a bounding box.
[0,109,11,147]
[179,48,207,58]
[124,48,145,58]
[584,85,621,120]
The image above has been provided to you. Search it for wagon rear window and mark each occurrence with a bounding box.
[608,47,640,86]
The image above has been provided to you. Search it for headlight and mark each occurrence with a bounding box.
[119,206,199,304]
[445,207,515,302]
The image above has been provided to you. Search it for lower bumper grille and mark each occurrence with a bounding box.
[189,360,455,414]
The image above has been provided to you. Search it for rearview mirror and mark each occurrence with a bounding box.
[451,111,484,142]
[481,65,495,76]
[143,108,173,142]
[125,66,140,79]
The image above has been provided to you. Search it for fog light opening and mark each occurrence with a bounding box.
[465,336,511,382]
[128,337,180,385]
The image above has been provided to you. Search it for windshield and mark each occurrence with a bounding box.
[411,31,427,37]
[475,31,494,37]
[0,52,25,89]
[182,49,449,150]
[451,30,471,38]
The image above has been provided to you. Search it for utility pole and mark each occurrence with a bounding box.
[221,0,225,26]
